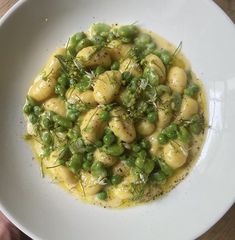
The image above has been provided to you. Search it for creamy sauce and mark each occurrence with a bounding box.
[26,27,207,208]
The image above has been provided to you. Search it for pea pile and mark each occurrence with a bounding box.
[24,23,206,205]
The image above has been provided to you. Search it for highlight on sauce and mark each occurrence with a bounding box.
[23,23,207,208]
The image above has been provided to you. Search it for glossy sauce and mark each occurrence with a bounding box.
[28,29,207,208]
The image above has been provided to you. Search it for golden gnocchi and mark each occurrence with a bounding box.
[23,23,207,208]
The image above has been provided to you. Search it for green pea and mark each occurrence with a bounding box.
[91,23,111,37]
[52,115,72,128]
[97,191,107,200]
[147,111,157,123]
[158,159,173,177]
[156,85,171,96]
[92,35,106,45]
[144,160,155,174]
[111,175,123,185]
[75,32,87,42]
[144,42,156,55]
[146,42,156,50]
[55,84,66,97]
[134,33,152,46]
[91,161,108,178]
[29,113,38,124]
[76,38,93,52]
[82,160,92,171]
[100,111,110,121]
[191,114,201,123]
[95,66,106,75]
[103,132,116,146]
[26,96,37,106]
[58,75,69,87]
[189,114,203,134]
[152,171,167,184]
[140,139,150,149]
[157,133,169,145]
[132,144,141,153]
[143,67,159,86]
[23,104,33,115]
[40,117,53,129]
[122,71,133,82]
[68,32,86,55]
[178,127,191,143]
[76,75,91,91]
[67,154,83,173]
[41,131,53,145]
[135,157,145,169]
[171,92,182,112]
[111,61,120,70]
[33,106,42,115]
[118,25,138,40]
[104,143,124,156]
[190,83,200,94]
[184,83,200,97]
[189,122,202,135]
[164,123,178,139]
[152,49,162,57]
[160,51,171,65]
[91,161,102,170]
[67,111,78,122]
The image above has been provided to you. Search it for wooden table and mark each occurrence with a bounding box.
[0,0,234,239]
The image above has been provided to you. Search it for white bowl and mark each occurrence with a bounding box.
[0,0,235,239]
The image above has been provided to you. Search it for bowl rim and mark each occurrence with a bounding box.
[0,0,234,240]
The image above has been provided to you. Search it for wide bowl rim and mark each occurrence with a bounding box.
[0,1,234,240]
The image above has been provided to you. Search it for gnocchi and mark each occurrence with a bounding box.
[163,141,188,169]
[167,66,187,94]
[107,40,131,60]
[76,46,111,68]
[66,88,97,106]
[179,96,199,120]
[94,148,117,166]
[109,107,136,143]
[143,54,166,83]
[119,58,142,77]
[44,97,66,117]
[28,76,56,102]
[24,23,206,208]
[80,107,107,143]
[93,70,122,104]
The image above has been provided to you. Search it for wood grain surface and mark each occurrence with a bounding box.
[0,0,234,239]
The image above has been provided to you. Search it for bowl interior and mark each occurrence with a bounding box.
[0,0,235,240]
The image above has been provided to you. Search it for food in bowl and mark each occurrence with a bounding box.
[23,23,207,207]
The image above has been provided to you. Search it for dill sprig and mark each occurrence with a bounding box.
[172,41,182,59]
